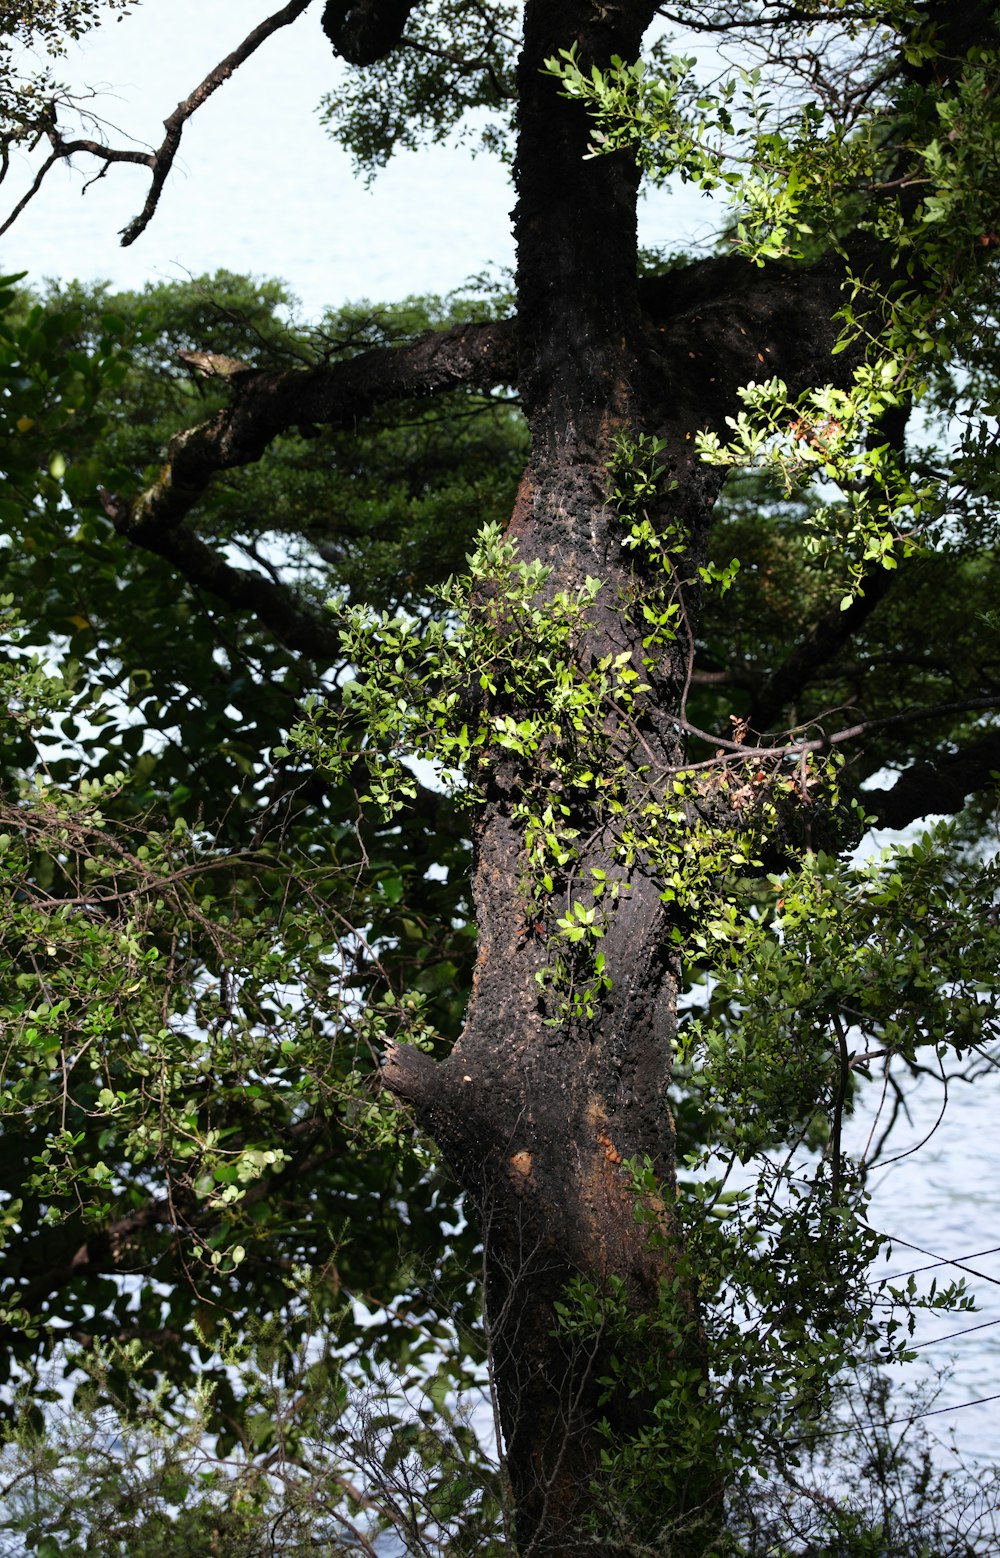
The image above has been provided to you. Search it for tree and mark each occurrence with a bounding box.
[2,2,1000,1555]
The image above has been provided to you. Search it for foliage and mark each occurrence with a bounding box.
[0,1312,505,1556]
[0,1,140,181]
[302,16,1000,1541]
[731,1370,1000,1558]
[0,273,519,1467]
[301,491,805,1025]
[304,457,1000,1547]
[4,233,1000,1542]
[549,24,1000,619]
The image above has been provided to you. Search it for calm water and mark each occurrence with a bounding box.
[848,1070,1000,1467]
[0,1,712,319]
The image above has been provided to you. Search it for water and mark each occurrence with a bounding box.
[848,1068,1000,1467]
[0,2,518,316]
[0,0,713,317]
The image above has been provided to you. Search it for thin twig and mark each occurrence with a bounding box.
[119,0,313,245]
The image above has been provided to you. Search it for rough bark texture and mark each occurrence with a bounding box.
[387,4,726,1550]
[321,0,420,64]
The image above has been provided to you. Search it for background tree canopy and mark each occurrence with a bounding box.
[1,1,1000,1554]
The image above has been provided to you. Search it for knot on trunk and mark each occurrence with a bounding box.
[321,0,418,64]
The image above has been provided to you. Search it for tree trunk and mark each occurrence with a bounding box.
[382,4,723,1551]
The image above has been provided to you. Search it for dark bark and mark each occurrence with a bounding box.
[101,319,517,543]
[321,0,421,64]
[87,14,991,1553]
[381,5,725,1551]
[369,0,979,1544]
[864,725,1000,828]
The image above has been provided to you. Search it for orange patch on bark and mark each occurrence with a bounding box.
[596,1130,622,1166]
[507,470,536,540]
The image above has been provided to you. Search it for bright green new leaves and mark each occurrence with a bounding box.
[543,46,737,186]
[543,47,875,259]
[546,30,1000,274]
[549,30,1000,614]
[695,364,928,601]
[301,441,841,1044]
[310,520,614,804]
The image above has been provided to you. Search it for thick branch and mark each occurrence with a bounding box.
[642,252,863,409]
[103,254,853,562]
[96,507,345,661]
[863,726,1000,828]
[380,1038,440,1109]
[100,249,885,708]
[101,318,516,541]
[746,406,910,733]
[748,562,898,734]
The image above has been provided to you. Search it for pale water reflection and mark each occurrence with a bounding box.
[849,1069,1000,1466]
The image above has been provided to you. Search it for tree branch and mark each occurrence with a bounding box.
[96,510,345,661]
[0,136,150,242]
[670,699,1000,775]
[748,562,898,736]
[119,0,314,246]
[746,407,910,733]
[863,725,1000,828]
[100,318,517,541]
[379,1039,477,1168]
[102,252,850,556]
[0,1,314,246]
[380,1038,440,1107]
[641,250,866,430]
[94,251,865,667]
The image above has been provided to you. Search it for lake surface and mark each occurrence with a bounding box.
[0,0,714,317]
[849,1066,1000,1468]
